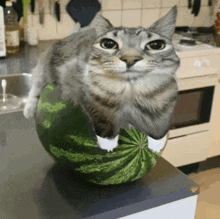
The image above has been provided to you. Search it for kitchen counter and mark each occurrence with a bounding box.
[0,112,199,219]
[0,41,57,75]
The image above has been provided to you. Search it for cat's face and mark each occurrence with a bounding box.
[88,6,180,80]
[90,28,175,78]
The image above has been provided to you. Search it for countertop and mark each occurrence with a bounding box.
[0,112,199,219]
[0,41,57,75]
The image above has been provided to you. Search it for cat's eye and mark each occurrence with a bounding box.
[100,39,118,49]
[145,40,166,50]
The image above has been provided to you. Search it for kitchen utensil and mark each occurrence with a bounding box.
[39,6,44,24]
[192,0,201,16]
[188,0,192,8]
[22,0,31,22]
[13,0,23,22]
[31,0,35,13]
[38,0,46,24]
[55,0,60,22]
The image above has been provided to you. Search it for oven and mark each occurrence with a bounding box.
[161,34,220,167]
[171,86,214,130]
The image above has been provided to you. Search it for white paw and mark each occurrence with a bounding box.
[96,135,119,152]
[147,135,167,153]
[23,98,38,119]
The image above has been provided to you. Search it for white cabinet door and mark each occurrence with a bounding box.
[162,131,210,167]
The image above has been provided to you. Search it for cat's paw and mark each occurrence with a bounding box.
[23,98,38,119]
[96,135,119,152]
[147,135,167,153]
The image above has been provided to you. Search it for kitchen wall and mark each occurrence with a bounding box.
[25,0,216,41]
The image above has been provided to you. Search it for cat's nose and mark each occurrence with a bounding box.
[120,56,143,68]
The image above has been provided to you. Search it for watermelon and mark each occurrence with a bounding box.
[36,84,161,185]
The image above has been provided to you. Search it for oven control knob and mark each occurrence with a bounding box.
[194,60,202,68]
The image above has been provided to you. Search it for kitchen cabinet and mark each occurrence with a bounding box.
[162,131,210,167]
[209,81,220,158]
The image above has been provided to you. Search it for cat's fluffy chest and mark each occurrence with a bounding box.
[85,70,152,104]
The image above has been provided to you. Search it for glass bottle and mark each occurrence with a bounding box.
[4,1,20,54]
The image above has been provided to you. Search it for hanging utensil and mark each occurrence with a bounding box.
[188,0,192,8]
[192,0,201,16]
[38,0,46,24]
[31,0,35,13]
[55,0,60,22]
[13,0,23,21]
[39,5,44,24]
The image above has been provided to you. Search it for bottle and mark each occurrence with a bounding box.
[4,1,20,54]
[0,6,6,57]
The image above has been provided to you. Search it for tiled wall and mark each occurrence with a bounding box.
[25,0,216,41]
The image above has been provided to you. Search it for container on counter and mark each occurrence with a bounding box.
[4,1,20,55]
[0,6,6,57]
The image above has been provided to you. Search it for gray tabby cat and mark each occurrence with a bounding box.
[24,6,180,153]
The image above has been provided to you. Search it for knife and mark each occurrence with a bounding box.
[55,0,60,22]
[192,0,201,16]
[188,0,192,8]
[31,0,35,13]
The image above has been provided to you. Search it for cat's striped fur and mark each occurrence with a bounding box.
[24,6,180,152]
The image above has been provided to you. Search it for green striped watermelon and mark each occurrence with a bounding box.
[36,84,161,185]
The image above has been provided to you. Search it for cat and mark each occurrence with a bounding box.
[23,6,180,153]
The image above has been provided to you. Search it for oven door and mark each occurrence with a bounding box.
[169,74,218,138]
[171,86,214,130]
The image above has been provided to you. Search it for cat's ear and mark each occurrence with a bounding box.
[89,12,114,36]
[149,6,177,39]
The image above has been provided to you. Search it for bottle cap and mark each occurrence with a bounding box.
[5,1,13,6]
